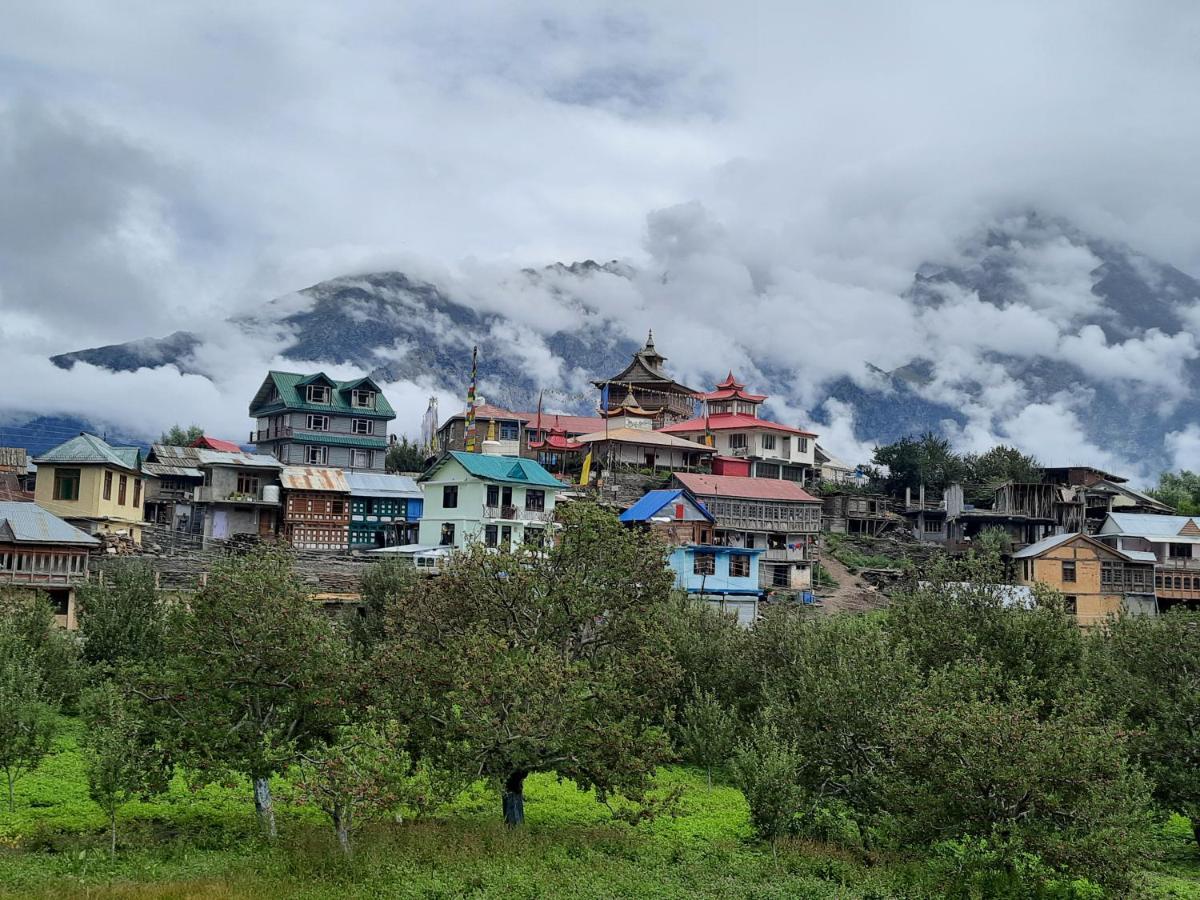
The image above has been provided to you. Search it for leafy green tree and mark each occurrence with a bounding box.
[0,638,56,812]
[1146,470,1200,515]
[148,548,351,837]
[158,424,204,446]
[730,722,805,847]
[80,681,171,857]
[664,595,753,719]
[384,436,427,474]
[0,589,81,707]
[376,502,679,826]
[353,557,417,652]
[962,445,1042,503]
[77,559,165,670]
[1094,610,1200,849]
[677,686,739,788]
[872,432,967,498]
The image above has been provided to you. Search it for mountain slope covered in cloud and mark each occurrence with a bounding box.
[37,216,1200,480]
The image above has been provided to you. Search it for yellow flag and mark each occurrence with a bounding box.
[579,450,593,486]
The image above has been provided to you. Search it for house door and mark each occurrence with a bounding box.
[212,510,229,539]
[645,452,655,468]
[501,486,513,516]
[258,511,274,536]
[501,525,512,548]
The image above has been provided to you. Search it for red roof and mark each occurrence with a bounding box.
[659,413,816,438]
[191,435,242,453]
[521,412,607,434]
[528,428,583,451]
[674,473,821,503]
[700,371,767,403]
[448,403,527,422]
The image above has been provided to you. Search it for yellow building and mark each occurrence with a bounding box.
[1013,532,1156,626]
[32,433,146,544]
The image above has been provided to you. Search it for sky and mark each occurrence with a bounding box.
[3,1,1200,474]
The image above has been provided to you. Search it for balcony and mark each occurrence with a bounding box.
[251,426,294,443]
[1161,558,1200,572]
[761,547,813,563]
[195,486,280,505]
[483,506,554,523]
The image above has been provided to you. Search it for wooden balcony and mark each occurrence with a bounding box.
[483,506,554,523]
[761,547,815,563]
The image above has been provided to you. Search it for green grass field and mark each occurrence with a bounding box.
[1,720,1199,898]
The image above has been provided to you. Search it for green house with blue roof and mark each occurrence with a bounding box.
[417,450,566,550]
[248,371,396,473]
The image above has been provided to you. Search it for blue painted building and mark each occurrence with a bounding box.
[345,471,423,548]
[620,488,764,626]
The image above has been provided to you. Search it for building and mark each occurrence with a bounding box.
[1040,466,1173,532]
[418,450,565,550]
[575,427,715,472]
[1013,532,1157,626]
[190,435,243,453]
[0,449,33,502]
[1097,513,1200,613]
[435,402,606,459]
[32,433,146,544]
[142,444,206,533]
[345,472,423,548]
[0,501,99,628]
[659,373,817,483]
[672,472,822,593]
[594,332,699,427]
[904,484,1058,553]
[279,466,351,551]
[822,493,895,535]
[194,450,284,544]
[619,488,763,625]
[814,443,856,484]
[249,371,395,472]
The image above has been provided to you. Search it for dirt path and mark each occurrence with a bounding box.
[814,553,889,615]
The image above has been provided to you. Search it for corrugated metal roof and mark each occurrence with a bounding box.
[620,489,715,524]
[191,436,242,452]
[1103,513,1200,538]
[141,462,203,479]
[193,449,283,468]
[575,427,716,451]
[33,433,141,471]
[250,371,397,420]
[344,471,422,499]
[0,502,100,546]
[290,432,388,449]
[1012,533,1079,558]
[280,466,350,492]
[1123,549,1158,562]
[673,473,821,503]
[435,451,566,488]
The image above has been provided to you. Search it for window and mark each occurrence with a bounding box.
[305,446,329,465]
[443,485,458,509]
[484,524,498,547]
[693,552,716,576]
[118,474,128,505]
[771,565,790,588]
[352,419,374,435]
[306,384,331,404]
[53,468,81,502]
[351,450,371,468]
[499,421,520,441]
[1101,561,1121,589]
[1063,596,1077,615]
[440,523,456,546]
[922,518,942,533]
[236,473,259,495]
[103,471,113,500]
[133,478,142,507]
[487,485,500,507]
[351,389,375,408]
[761,434,776,451]
[729,434,747,450]
[781,437,791,458]
[730,554,750,578]
[1170,543,1193,559]
[797,438,809,454]
[1062,560,1077,583]
[307,414,330,431]
[525,489,545,512]
[331,500,345,516]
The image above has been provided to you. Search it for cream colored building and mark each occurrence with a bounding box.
[33,433,146,544]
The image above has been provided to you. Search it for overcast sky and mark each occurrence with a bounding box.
[3,1,1200,472]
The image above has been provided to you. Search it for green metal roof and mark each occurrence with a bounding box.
[32,433,142,472]
[289,432,389,449]
[435,451,566,488]
[249,371,396,420]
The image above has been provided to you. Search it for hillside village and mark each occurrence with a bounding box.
[2,330,1199,630]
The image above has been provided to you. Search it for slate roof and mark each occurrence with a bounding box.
[1102,513,1200,538]
[344,471,422,499]
[429,451,566,488]
[673,473,821,503]
[249,371,396,420]
[33,434,141,472]
[0,502,100,546]
[660,413,817,438]
[620,489,715,524]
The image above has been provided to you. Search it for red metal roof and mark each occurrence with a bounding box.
[528,428,583,451]
[659,413,817,438]
[191,435,243,453]
[699,371,767,403]
[674,472,821,503]
[522,412,608,434]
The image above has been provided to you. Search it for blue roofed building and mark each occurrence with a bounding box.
[620,488,765,626]
[345,471,424,548]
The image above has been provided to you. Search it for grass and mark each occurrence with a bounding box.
[1,720,1199,898]
[823,533,909,574]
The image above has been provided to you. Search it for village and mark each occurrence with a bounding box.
[1,330,1196,632]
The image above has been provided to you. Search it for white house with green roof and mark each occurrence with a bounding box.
[32,433,146,543]
[248,371,396,473]
[417,450,566,550]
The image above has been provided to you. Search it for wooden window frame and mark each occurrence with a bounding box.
[53,468,81,502]
[1062,560,1077,583]
[442,485,458,509]
[103,470,113,500]
[729,554,750,578]
[118,474,128,505]
[693,552,716,576]
[307,414,330,432]
[306,384,331,404]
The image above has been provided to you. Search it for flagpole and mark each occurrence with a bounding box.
[465,345,478,453]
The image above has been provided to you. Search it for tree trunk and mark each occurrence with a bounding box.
[253,776,277,839]
[502,770,527,827]
[110,813,117,859]
[706,765,712,790]
[6,771,13,813]
[333,803,352,857]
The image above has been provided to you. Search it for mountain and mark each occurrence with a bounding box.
[38,215,1200,475]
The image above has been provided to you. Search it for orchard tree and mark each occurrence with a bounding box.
[158,424,204,446]
[77,559,166,670]
[0,642,55,812]
[0,589,82,706]
[377,502,680,826]
[677,686,738,788]
[149,548,351,837]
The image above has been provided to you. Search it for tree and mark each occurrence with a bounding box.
[872,432,967,498]
[80,681,170,857]
[730,722,805,848]
[0,589,81,707]
[158,424,204,446]
[384,436,427,474]
[0,637,56,812]
[149,548,351,837]
[962,445,1041,505]
[677,686,739,788]
[352,557,417,652]
[1146,470,1200,515]
[376,502,680,826]
[1095,610,1200,849]
[77,559,166,670]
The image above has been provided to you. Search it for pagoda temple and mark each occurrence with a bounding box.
[594,331,699,427]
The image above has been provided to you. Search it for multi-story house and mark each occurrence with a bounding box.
[435,402,605,460]
[659,373,817,483]
[594,332,699,427]
[0,501,98,628]
[33,433,146,544]
[673,472,822,593]
[418,450,565,551]
[346,472,423,548]
[279,466,351,551]
[1013,532,1157,626]
[249,371,394,473]
[194,451,284,545]
[1097,513,1200,614]
[619,488,763,626]
[142,444,206,533]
